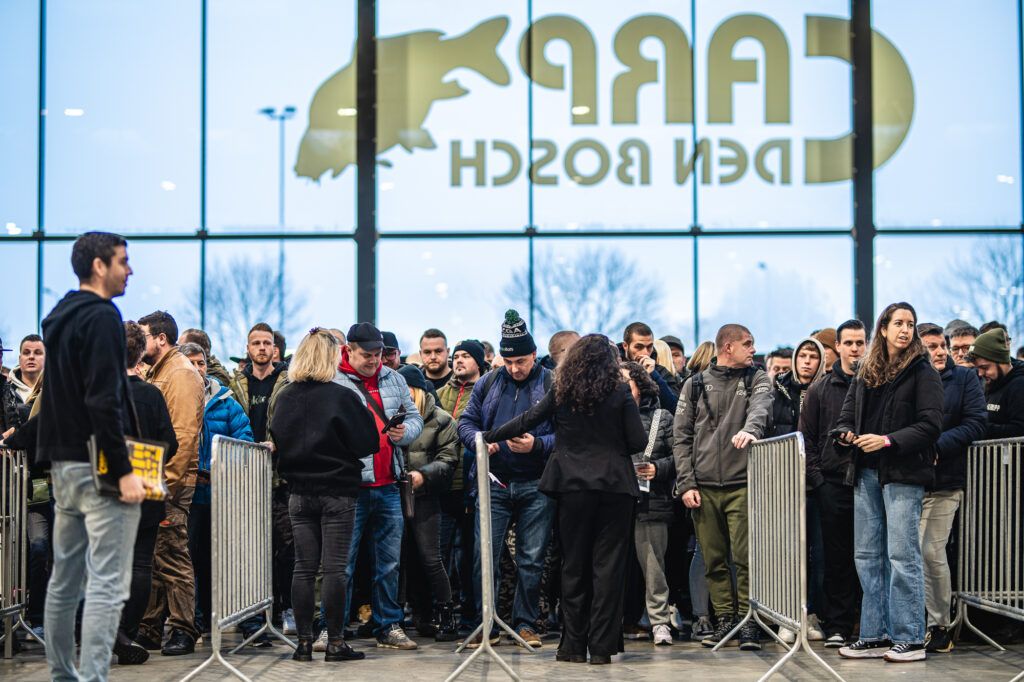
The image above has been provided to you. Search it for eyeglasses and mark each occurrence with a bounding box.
[950,344,972,356]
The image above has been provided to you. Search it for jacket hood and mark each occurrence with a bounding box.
[830,359,855,386]
[205,376,232,409]
[792,336,827,386]
[9,369,31,396]
[41,290,111,340]
[339,346,383,382]
[243,360,286,381]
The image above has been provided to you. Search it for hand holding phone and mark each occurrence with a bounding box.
[381,405,407,434]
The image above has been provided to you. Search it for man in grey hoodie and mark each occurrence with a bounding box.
[674,324,772,651]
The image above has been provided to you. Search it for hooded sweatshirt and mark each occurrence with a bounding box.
[771,336,827,436]
[983,359,1024,439]
[35,290,133,479]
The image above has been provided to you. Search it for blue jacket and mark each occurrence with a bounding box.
[333,365,423,484]
[195,378,253,504]
[933,359,988,491]
[457,364,555,483]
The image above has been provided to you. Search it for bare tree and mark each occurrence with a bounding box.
[186,257,308,359]
[939,238,1023,340]
[505,248,662,339]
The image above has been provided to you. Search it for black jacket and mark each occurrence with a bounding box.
[484,382,648,498]
[0,373,23,432]
[835,354,943,487]
[270,381,380,497]
[128,376,179,527]
[36,290,133,478]
[983,359,1024,439]
[932,359,988,491]
[631,397,676,523]
[800,361,856,489]
[772,371,812,437]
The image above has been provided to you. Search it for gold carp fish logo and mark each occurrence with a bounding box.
[295,17,510,180]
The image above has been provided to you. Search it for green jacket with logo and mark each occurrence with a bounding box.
[673,362,773,493]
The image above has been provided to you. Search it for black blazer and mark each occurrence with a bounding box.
[835,354,943,488]
[484,382,648,497]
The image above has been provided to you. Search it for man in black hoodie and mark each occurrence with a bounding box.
[968,328,1024,439]
[29,232,149,681]
[799,319,867,648]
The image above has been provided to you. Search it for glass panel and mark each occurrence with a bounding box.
[0,1,39,236]
[875,235,1023,341]
[0,244,39,341]
[697,236,854,350]
[42,241,201,331]
[531,237,695,348]
[207,0,357,233]
[203,240,355,359]
[694,0,852,228]
[874,0,1022,228]
[530,2,696,231]
[44,0,200,233]
[377,1,529,231]
[376,239,529,351]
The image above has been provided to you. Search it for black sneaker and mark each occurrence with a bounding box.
[739,620,762,651]
[838,638,893,659]
[701,614,738,648]
[925,626,953,653]
[824,632,847,648]
[161,629,195,656]
[884,641,926,662]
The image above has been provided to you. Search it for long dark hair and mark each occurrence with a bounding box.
[554,334,623,413]
[859,301,927,388]
[621,361,659,406]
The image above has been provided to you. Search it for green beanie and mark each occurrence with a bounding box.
[969,328,1011,364]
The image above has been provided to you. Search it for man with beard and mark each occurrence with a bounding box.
[967,327,1024,438]
[420,328,453,388]
[136,310,205,655]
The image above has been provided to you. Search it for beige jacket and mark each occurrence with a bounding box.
[147,347,204,492]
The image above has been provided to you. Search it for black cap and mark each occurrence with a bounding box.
[660,335,684,352]
[0,337,11,353]
[381,331,400,351]
[347,322,384,351]
[398,364,429,391]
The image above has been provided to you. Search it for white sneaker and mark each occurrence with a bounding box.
[282,609,297,635]
[312,630,329,652]
[652,624,673,646]
[779,627,796,645]
[806,614,825,641]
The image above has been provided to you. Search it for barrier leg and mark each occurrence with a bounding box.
[2,614,12,659]
[17,614,43,646]
[961,604,1006,652]
[753,611,793,650]
[182,627,252,682]
[228,607,295,654]
[711,608,750,652]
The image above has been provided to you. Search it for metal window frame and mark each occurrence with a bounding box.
[16,0,1024,338]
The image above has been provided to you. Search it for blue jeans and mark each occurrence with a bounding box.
[343,484,404,636]
[853,468,926,645]
[46,462,140,682]
[474,479,555,630]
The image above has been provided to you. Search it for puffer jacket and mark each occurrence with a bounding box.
[195,378,254,504]
[673,361,773,493]
[405,393,459,495]
[933,358,987,491]
[206,355,233,388]
[437,375,478,493]
[146,347,205,493]
[333,362,424,484]
[836,353,943,487]
[631,396,676,523]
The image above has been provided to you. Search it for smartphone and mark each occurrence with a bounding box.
[381,405,407,434]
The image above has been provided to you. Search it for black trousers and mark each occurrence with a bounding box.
[272,485,294,618]
[558,491,635,657]
[817,480,860,636]
[187,502,212,632]
[26,503,53,625]
[290,493,357,640]
[120,522,160,640]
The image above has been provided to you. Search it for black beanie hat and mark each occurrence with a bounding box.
[398,364,429,392]
[453,339,486,373]
[499,309,536,358]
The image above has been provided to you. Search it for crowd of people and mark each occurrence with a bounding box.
[1,232,1023,680]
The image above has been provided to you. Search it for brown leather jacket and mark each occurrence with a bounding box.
[147,347,204,492]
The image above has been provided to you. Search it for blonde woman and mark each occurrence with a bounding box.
[397,364,460,641]
[687,341,716,374]
[653,339,677,378]
[270,328,380,663]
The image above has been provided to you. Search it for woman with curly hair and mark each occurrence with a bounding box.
[834,302,943,663]
[484,334,647,665]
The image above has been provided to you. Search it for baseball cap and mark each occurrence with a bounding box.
[347,322,384,351]
[660,335,684,352]
[381,331,400,351]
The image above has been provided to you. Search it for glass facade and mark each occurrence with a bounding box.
[1,1,1021,354]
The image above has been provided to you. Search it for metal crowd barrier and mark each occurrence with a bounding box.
[447,433,533,682]
[712,433,844,682]
[954,437,1024,659]
[182,436,294,682]
[0,448,44,658]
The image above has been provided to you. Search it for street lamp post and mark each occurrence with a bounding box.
[259,106,296,331]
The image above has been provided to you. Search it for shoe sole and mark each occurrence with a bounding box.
[838,649,889,659]
[824,642,845,649]
[160,649,195,657]
[701,639,738,648]
[654,640,673,646]
[884,653,927,662]
[740,642,763,651]
[376,642,418,650]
